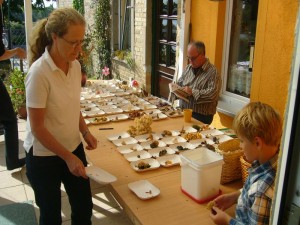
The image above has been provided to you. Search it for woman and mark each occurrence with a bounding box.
[0,0,26,170]
[24,8,97,225]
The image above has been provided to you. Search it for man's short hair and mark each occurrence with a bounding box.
[188,41,206,55]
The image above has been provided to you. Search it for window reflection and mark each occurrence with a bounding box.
[161,0,168,15]
[159,44,167,65]
[171,20,177,41]
[160,20,168,40]
[172,0,178,15]
[226,0,258,98]
[170,45,176,67]
[121,0,132,50]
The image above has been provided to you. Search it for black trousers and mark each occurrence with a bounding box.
[192,111,214,124]
[0,79,21,169]
[26,143,93,225]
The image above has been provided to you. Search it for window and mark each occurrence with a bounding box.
[219,0,259,115]
[158,0,178,68]
[152,0,178,99]
[112,0,134,51]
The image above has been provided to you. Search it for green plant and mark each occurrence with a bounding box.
[124,52,135,71]
[93,0,112,79]
[73,0,84,15]
[78,29,95,75]
[5,68,26,112]
[114,50,135,71]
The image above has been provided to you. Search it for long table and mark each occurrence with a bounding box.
[85,116,242,225]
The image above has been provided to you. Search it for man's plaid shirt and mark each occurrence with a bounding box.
[229,154,278,225]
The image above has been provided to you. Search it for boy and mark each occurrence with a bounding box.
[210,102,282,225]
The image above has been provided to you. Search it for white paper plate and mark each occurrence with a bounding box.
[189,138,215,146]
[88,116,110,125]
[140,140,166,150]
[97,105,117,110]
[112,137,138,146]
[107,114,129,121]
[94,99,113,106]
[200,129,224,137]
[128,180,160,200]
[80,99,91,104]
[150,113,168,121]
[117,144,144,154]
[115,91,130,96]
[165,110,183,118]
[120,105,141,112]
[147,147,175,158]
[168,142,197,152]
[143,96,160,102]
[130,158,160,172]
[103,108,124,114]
[81,103,96,109]
[123,150,152,162]
[210,134,233,144]
[84,109,105,116]
[85,119,91,125]
[99,93,115,98]
[107,132,131,141]
[134,133,161,143]
[143,109,161,115]
[82,94,100,100]
[159,130,180,137]
[85,166,117,184]
[140,104,157,110]
[156,154,181,167]
[176,126,198,134]
[161,136,187,145]
[83,106,100,112]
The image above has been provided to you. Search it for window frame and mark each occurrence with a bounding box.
[218,0,257,117]
[112,0,135,53]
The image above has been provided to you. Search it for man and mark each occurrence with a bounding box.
[0,0,26,170]
[175,41,221,124]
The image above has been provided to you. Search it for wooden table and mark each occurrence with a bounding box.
[85,117,242,225]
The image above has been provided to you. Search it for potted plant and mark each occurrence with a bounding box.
[5,68,27,119]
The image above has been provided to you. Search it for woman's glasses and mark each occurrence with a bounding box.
[61,37,85,48]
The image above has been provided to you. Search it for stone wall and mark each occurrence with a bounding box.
[58,0,73,7]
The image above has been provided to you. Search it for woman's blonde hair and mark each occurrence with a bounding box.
[233,102,282,146]
[29,7,85,66]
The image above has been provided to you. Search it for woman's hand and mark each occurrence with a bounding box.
[84,131,97,150]
[65,153,88,178]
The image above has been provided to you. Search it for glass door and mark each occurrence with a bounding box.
[152,0,178,99]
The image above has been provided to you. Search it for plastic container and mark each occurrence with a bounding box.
[180,148,224,203]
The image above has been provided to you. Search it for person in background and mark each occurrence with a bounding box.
[24,7,97,225]
[0,0,26,170]
[173,41,221,124]
[210,102,282,225]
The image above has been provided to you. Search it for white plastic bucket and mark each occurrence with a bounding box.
[180,148,224,203]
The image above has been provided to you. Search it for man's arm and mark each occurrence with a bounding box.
[192,69,221,104]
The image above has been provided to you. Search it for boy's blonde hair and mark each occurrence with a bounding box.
[233,102,282,146]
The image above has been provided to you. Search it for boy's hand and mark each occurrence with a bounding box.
[210,206,231,225]
[214,191,240,210]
